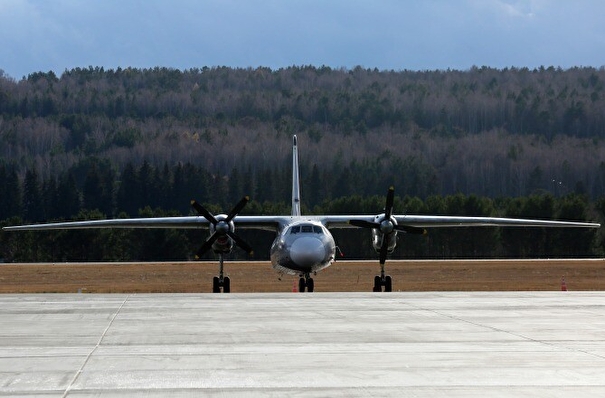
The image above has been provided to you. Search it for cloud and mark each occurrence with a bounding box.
[1,0,604,79]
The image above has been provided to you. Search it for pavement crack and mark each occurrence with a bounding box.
[414,304,605,363]
[62,294,131,397]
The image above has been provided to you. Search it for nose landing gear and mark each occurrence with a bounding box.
[298,273,314,293]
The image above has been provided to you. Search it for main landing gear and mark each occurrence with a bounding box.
[298,273,314,293]
[373,264,393,292]
[190,196,253,294]
[349,186,427,292]
[213,275,231,293]
[373,275,393,292]
[212,254,231,293]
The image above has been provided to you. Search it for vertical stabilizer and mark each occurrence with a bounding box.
[292,135,301,217]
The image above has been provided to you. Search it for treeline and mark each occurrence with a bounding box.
[3,65,605,138]
[2,65,605,261]
[0,155,439,222]
[2,66,605,198]
[1,159,602,262]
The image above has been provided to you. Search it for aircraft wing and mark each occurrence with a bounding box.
[322,215,601,229]
[3,214,599,233]
[2,216,284,232]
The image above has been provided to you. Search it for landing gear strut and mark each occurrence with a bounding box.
[212,254,231,293]
[298,273,314,293]
[373,264,393,292]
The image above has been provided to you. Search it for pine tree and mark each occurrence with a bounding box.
[83,163,103,212]
[0,164,21,219]
[116,163,139,216]
[57,172,81,218]
[22,168,43,222]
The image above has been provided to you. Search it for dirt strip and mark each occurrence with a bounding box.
[1,259,604,293]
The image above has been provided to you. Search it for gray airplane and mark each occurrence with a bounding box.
[3,136,600,292]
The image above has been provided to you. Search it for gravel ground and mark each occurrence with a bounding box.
[1,259,604,293]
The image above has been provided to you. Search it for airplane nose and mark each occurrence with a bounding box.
[290,237,325,267]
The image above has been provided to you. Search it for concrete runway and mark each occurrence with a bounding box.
[1,292,605,397]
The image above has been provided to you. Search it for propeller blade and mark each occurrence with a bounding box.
[195,233,219,259]
[225,196,249,223]
[191,196,252,258]
[191,200,218,224]
[349,220,380,229]
[227,231,254,256]
[384,186,395,219]
[395,225,427,235]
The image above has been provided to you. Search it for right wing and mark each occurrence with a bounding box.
[1,215,288,232]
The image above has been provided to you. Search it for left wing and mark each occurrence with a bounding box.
[322,215,600,229]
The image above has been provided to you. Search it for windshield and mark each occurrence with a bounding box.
[290,224,323,235]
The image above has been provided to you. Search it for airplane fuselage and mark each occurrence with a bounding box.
[270,219,336,276]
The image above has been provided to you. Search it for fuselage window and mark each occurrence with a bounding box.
[313,226,323,234]
[290,226,300,234]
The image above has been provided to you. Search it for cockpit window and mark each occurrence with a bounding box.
[290,224,323,234]
[301,225,313,233]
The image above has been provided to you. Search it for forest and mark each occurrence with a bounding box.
[1,65,605,262]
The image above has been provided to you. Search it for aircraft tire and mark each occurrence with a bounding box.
[212,276,221,293]
[223,276,231,293]
[307,278,314,293]
[373,276,382,292]
[298,278,306,293]
[384,276,392,292]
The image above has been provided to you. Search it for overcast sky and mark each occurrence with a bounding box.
[1,0,604,79]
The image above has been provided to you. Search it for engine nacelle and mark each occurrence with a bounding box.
[209,214,236,254]
[371,229,397,253]
[370,214,398,253]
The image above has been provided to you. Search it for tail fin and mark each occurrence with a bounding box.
[292,135,301,217]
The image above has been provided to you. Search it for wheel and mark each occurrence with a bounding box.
[212,276,221,293]
[223,276,231,293]
[384,275,392,292]
[373,275,382,292]
[307,278,314,293]
[298,277,306,293]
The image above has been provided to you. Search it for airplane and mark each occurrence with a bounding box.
[3,135,601,293]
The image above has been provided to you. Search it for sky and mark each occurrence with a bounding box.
[1,0,604,80]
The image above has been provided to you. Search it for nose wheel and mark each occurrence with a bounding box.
[298,273,314,293]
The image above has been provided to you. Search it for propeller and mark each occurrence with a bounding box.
[349,186,427,264]
[191,196,254,258]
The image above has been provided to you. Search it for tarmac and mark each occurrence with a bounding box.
[1,292,605,397]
